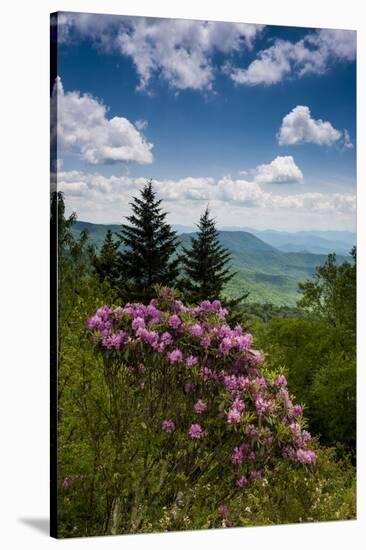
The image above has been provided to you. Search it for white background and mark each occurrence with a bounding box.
[0,0,364,548]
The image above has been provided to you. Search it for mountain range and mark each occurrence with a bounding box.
[71,221,355,307]
[174,225,355,255]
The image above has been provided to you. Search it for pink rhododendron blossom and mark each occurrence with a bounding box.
[162,419,175,432]
[224,375,250,393]
[219,337,233,355]
[101,331,127,350]
[193,399,207,414]
[167,349,183,363]
[275,374,288,387]
[200,336,211,349]
[200,300,211,312]
[174,300,187,313]
[233,324,243,336]
[132,317,145,331]
[292,404,303,417]
[146,304,161,320]
[166,349,183,364]
[188,423,204,439]
[86,314,101,331]
[255,395,272,416]
[185,355,198,368]
[218,325,232,338]
[158,331,173,352]
[254,376,267,388]
[87,293,317,490]
[250,470,263,479]
[296,449,316,465]
[168,314,182,330]
[236,476,248,488]
[113,306,124,318]
[289,422,302,438]
[223,519,233,528]
[218,505,229,517]
[235,334,253,350]
[136,328,159,347]
[278,387,293,411]
[190,323,203,337]
[231,444,248,464]
[227,408,241,424]
[246,424,258,438]
[249,350,264,365]
[232,398,245,412]
[62,477,73,489]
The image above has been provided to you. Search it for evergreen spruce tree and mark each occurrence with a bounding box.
[180,207,236,303]
[91,229,121,288]
[117,179,180,302]
[50,191,76,258]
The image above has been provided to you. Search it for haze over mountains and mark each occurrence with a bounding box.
[72,221,355,307]
[174,225,356,255]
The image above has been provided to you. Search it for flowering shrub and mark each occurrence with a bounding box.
[85,287,316,526]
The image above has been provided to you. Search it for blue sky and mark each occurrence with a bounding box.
[54,13,356,230]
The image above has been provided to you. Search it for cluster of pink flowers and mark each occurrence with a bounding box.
[227,397,245,424]
[166,349,183,364]
[188,423,204,439]
[236,475,248,488]
[162,419,175,432]
[283,446,316,465]
[87,290,317,490]
[193,399,208,414]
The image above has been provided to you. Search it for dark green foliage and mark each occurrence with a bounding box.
[238,302,309,325]
[51,191,76,258]
[225,445,355,527]
[311,353,356,451]
[298,247,356,338]
[254,251,356,455]
[117,180,180,302]
[180,207,237,302]
[254,317,356,455]
[91,229,121,289]
[72,221,122,250]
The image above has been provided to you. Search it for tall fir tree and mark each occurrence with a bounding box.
[180,207,236,303]
[91,229,121,288]
[117,180,180,302]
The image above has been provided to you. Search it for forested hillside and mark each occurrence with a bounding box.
[72,221,350,306]
[57,183,356,537]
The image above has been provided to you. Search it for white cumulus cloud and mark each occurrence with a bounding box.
[57,167,355,220]
[230,28,356,86]
[277,106,343,146]
[58,14,263,92]
[342,129,354,150]
[117,18,264,91]
[253,156,304,184]
[52,76,154,164]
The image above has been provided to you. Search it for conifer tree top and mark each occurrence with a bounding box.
[181,206,236,302]
[117,180,180,302]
